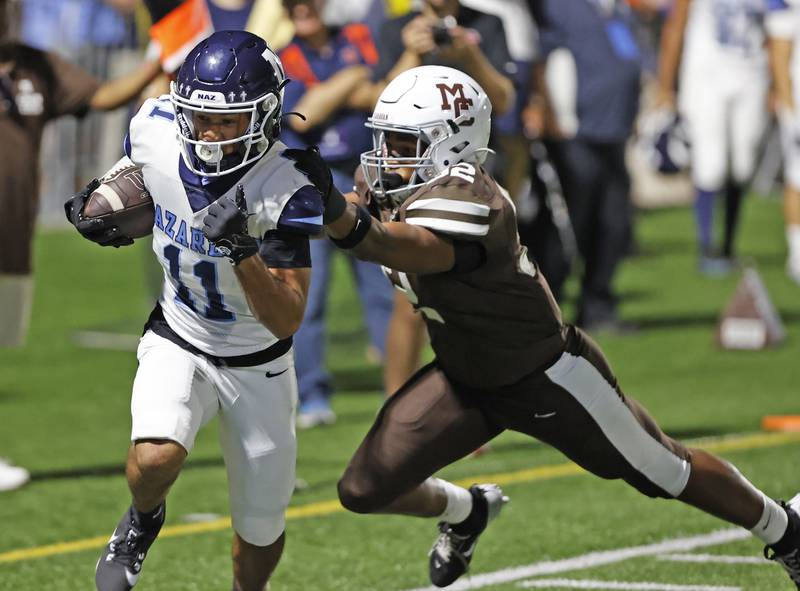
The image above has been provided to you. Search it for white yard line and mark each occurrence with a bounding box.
[658,553,769,565]
[517,579,740,591]
[401,529,751,591]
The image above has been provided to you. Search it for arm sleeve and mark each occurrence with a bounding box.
[259,229,312,268]
[44,50,101,119]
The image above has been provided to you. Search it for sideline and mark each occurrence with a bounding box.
[1,431,798,565]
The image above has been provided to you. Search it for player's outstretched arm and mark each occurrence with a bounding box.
[202,185,310,338]
[327,202,456,274]
[285,146,479,275]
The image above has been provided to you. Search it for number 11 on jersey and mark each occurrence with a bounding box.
[163,244,235,321]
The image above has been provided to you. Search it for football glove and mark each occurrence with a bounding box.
[283,146,347,223]
[202,184,258,265]
[63,179,134,248]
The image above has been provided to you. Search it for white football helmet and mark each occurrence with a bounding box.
[361,66,492,208]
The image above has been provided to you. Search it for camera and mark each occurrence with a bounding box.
[432,24,452,46]
[431,16,456,47]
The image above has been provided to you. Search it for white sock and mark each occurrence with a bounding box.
[787,225,800,265]
[0,273,34,348]
[751,492,789,545]
[433,478,473,524]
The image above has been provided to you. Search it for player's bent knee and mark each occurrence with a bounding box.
[337,474,385,514]
[133,440,186,480]
[233,513,286,547]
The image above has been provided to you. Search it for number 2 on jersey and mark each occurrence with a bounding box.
[163,244,235,321]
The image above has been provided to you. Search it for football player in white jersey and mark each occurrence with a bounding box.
[767,0,800,283]
[64,31,323,591]
[658,0,769,274]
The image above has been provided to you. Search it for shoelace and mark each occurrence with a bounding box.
[108,526,146,570]
[432,524,471,563]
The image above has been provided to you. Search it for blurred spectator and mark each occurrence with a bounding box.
[205,0,253,30]
[766,2,800,284]
[657,0,769,275]
[462,0,537,201]
[0,11,162,349]
[278,0,394,427]
[372,0,515,116]
[528,0,642,333]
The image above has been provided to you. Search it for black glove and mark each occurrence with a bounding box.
[63,179,134,248]
[202,184,259,265]
[283,146,347,223]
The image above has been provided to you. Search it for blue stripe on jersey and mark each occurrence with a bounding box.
[277,185,324,235]
[123,133,132,159]
[768,0,789,10]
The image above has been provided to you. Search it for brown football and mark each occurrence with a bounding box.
[84,163,155,239]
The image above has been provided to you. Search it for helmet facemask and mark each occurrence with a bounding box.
[361,123,453,210]
[171,84,281,177]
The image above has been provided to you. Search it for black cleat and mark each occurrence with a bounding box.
[428,484,508,588]
[765,494,800,589]
[95,504,165,590]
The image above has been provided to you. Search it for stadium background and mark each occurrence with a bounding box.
[1,0,799,589]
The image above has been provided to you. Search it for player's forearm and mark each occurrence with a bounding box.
[290,67,369,133]
[90,58,162,111]
[657,0,690,101]
[326,203,454,274]
[234,257,307,338]
[770,37,795,110]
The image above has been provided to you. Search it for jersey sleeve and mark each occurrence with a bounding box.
[402,167,492,240]
[257,184,322,268]
[126,96,175,168]
[276,185,324,235]
[766,1,798,38]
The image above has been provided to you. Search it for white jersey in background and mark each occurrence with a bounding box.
[767,0,800,188]
[679,0,770,189]
[126,96,320,356]
[682,0,768,70]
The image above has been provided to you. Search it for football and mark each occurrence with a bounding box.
[83,161,155,239]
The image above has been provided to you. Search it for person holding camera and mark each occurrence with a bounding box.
[372,0,515,117]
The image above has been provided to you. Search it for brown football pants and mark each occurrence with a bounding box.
[338,326,691,513]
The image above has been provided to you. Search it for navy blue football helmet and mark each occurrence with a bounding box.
[170,30,287,177]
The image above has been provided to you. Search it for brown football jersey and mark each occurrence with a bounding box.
[382,163,565,389]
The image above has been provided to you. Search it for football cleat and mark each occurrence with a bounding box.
[765,493,800,589]
[428,484,508,588]
[95,504,165,591]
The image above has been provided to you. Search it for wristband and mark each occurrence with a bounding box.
[323,184,348,223]
[330,205,372,249]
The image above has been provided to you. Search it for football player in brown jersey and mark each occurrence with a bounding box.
[285,65,800,589]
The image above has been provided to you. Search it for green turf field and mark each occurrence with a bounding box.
[1,195,798,590]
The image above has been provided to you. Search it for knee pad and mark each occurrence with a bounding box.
[233,511,286,547]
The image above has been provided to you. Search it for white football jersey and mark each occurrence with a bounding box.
[683,0,768,70]
[126,96,319,356]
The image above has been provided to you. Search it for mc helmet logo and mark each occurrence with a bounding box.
[436,83,473,118]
